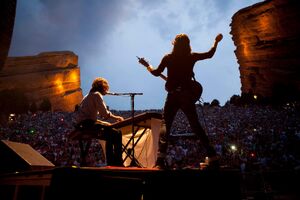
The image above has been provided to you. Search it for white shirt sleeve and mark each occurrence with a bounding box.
[94,92,111,119]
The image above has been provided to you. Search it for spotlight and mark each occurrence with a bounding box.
[230,145,237,151]
[8,113,16,121]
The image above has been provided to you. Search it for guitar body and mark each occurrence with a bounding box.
[190,80,203,103]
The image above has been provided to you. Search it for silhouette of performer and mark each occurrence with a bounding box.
[145,33,223,169]
[73,77,124,166]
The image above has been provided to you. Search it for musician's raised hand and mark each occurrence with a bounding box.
[215,33,223,43]
[212,33,223,49]
[137,56,150,67]
[137,56,154,73]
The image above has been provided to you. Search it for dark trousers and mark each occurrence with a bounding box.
[76,119,123,166]
[158,90,216,159]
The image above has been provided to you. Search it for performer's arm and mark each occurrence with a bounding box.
[95,93,124,122]
[195,33,223,60]
[214,34,223,47]
[97,112,123,126]
[109,112,124,122]
[147,55,168,80]
[96,120,112,126]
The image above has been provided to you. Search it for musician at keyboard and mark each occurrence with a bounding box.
[73,77,124,166]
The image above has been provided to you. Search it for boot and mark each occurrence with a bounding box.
[154,157,169,170]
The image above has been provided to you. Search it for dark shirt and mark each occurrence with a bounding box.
[150,47,216,92]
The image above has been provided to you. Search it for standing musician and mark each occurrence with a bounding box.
[73,77,124,166]
[139,33,223,169]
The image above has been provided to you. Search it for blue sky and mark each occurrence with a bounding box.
[9,0,263,110]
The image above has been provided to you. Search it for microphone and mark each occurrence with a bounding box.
[106,92,143,96]
[106,92,121,96]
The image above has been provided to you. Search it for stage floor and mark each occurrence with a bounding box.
[0,166,242,200]
[0,166,299,200]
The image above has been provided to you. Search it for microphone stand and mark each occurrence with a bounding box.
[107,92,143,167]
[129,93,141,167]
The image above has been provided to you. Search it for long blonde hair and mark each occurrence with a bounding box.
[171,33,191,56]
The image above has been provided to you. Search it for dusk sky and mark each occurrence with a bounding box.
[9,0,263,110]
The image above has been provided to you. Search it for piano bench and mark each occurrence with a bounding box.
[68,129,103,166]
[68,129,100,141]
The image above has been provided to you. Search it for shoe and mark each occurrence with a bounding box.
[112,159,125,167]
[154,157,168,170]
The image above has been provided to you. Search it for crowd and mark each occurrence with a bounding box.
[0,101,299,172]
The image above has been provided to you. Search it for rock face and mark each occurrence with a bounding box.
[0,51,83,112]
[230,0,300,102]
[0,0,17,70]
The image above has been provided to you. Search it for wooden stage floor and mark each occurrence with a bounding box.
[1,166,299,200]
[0,166,242,200]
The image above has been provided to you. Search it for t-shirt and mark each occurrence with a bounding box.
[73,91,111,124]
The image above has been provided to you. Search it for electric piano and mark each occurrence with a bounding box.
[68,112,162,167]
[69,112,162,139]
[112,112,163,167]
[111,112,162,129]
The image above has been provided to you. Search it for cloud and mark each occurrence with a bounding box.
[9,0,264,110]
[9,0,130,56]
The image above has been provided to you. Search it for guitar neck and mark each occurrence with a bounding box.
[138,56,167,81]
[159,73,167,81]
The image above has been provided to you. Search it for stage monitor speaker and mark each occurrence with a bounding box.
[0,140,55,174]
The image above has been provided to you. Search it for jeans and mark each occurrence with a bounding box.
[76,119,123,166]
[157,89,216,159]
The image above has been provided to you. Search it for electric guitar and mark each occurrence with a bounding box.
[137,56,202,103]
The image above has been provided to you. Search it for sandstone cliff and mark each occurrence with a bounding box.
[0,0,17,70]
[230,0,300,102]
[0,51,83,112]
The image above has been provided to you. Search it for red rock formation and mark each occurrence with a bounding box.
[0,51,83,112]
[230,0,300,102]
[0,0,17,70]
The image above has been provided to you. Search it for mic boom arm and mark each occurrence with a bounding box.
[107,92,143,96]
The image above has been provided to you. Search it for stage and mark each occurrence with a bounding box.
[0,166,243,200]
[0,137,298,200]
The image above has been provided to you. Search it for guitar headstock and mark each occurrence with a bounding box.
[137,56,149,67]
[136,56,167,81]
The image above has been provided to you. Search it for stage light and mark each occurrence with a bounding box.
[205,156,209,164]
[55,79,64,92]
[69,71,78,82]
[8,113,16,121]
[29,128,35,134]
[231,145,237,151]
[253,95,257,100]
[241,41,250,58]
